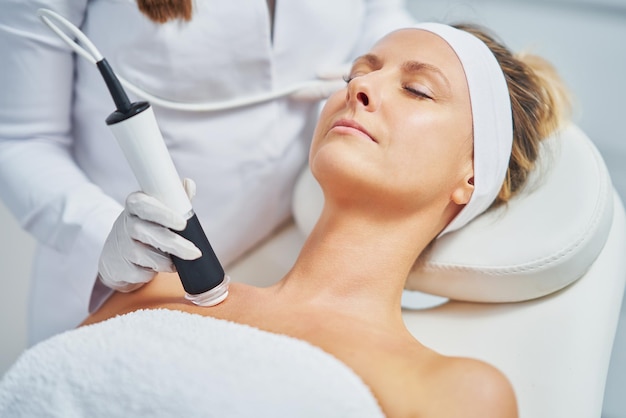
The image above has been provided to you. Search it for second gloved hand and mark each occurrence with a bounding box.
[289,64,351,101]
[98,179,202,292]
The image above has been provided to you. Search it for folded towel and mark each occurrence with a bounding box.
[0,309,383,417]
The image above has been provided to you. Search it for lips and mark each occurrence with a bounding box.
[330,119,377,143]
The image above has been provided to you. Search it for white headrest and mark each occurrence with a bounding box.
[292,124,614,302]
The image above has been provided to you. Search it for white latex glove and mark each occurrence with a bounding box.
[289,64,351,101]
[98,178,202,292]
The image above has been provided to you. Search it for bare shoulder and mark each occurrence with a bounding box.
[358,338,517,418]
[81,273,264,327]
[420,353,519,418]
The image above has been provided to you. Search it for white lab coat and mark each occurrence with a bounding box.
[0,0,415,343]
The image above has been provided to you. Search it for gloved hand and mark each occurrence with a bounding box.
[289,64,351,101]
[98,178,202,292]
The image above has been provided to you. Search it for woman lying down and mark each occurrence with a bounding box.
[0,23,569,417]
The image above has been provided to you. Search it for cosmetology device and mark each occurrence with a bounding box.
[38,9,230,306]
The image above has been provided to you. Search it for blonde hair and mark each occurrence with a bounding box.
[137,0,193,23]
[454,24,572,207]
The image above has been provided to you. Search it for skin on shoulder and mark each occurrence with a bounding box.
[82,273,517,418]
[423,355,518,418]
[82,272,208,326]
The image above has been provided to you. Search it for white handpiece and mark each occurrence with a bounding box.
[107,104,192,218]
[106,102,230,307]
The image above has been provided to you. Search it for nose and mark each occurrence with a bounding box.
[356,92,369,106]
[345,75,378,111]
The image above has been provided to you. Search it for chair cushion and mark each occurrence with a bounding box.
[292,124,614,302]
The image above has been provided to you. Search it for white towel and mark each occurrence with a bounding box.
[0,309,383,417]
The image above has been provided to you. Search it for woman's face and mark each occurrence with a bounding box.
[310,28,474,217]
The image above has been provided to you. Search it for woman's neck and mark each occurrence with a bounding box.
[270,205,435,325]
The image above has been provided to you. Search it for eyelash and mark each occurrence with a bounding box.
[343,74,356,84]
[403,86,433,100]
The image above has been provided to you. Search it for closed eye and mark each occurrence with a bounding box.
[403,86,433,100]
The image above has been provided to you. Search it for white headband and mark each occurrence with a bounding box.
[413,23,513,236]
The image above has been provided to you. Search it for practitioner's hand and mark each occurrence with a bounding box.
[98,178,201,292]
[289,64,351,101]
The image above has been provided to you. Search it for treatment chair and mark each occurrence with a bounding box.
[229,124,626,418]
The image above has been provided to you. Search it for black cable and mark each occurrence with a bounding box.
[96,58,132,113]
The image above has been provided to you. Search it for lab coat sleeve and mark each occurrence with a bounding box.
[0,1,122,296]
[352,0,417,56]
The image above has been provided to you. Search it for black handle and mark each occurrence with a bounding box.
[171,213,225,295]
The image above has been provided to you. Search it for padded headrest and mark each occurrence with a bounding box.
[292,124,614,302]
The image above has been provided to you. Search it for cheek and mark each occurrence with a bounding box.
[310,91,345,157]
[398,106,472,161]
[388,114,472,193]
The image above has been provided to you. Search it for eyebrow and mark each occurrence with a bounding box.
[352,53,382,69]
[401,60,451,93]
[352,54,452,95]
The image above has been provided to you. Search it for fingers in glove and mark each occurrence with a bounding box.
[127,216,202,260]
[126,241,178,272]
[125,191,188,231]
[290,79,346,101]
[316,63,352,80]
[97,254,157,291]
[105,280,147,293]
[182,178,196,201]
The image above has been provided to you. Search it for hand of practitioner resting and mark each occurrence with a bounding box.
[289,64,351,101]
[98,178,202,292]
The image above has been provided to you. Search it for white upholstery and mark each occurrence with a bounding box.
[403,196,625,417]
[228,124,626,418]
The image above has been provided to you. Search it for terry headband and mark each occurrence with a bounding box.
[413,23,514,236]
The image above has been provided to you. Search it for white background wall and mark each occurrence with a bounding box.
[0,203,34,376]
[1,0,625,416]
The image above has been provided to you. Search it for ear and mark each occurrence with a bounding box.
[451,174,474,205]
